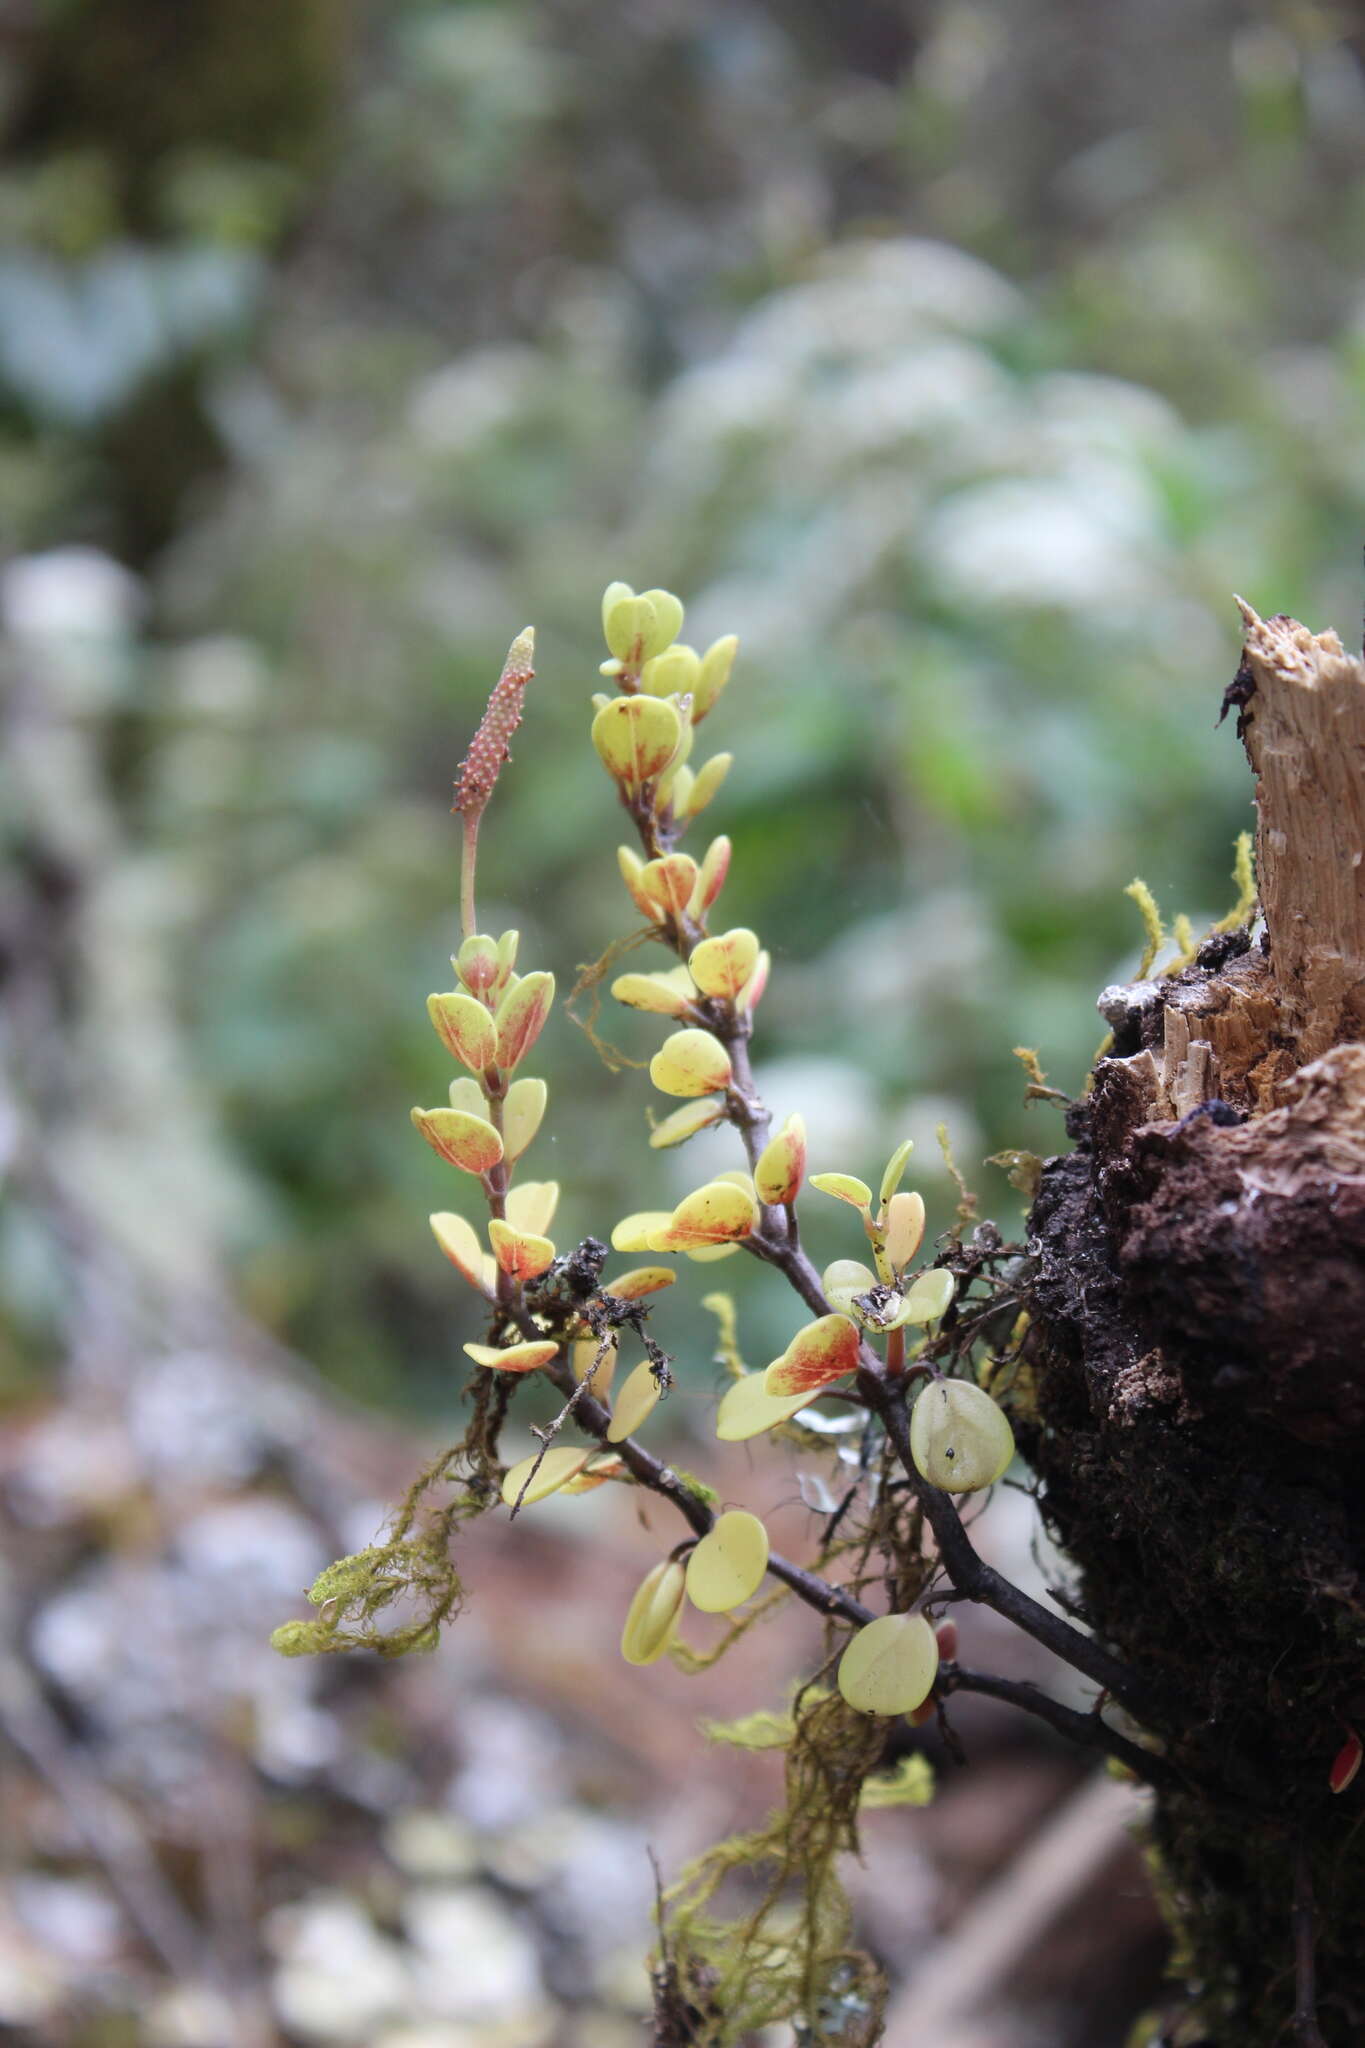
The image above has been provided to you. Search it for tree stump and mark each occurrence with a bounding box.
[1021,604,1365,2046]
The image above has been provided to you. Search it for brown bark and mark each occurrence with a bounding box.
[1020,605,1365,2045]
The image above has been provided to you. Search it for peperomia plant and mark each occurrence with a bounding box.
[273,583,1172,2044]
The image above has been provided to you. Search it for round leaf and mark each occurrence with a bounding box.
[909,1380,1014,1493]
[688,927,760,1001]
[685,1510,770,1613]
[488,1219,556,1282]
[411,1107,503,1174]
[621,1559,687,1666]
[652,1180,757,1250]
[715,1373,813,1441]
[754,1114,807,1206]
[505,1180,559,1236]
[494,971,555,1071]
[463,1339,559,1373]
[606,1359,664,1442]
[430,1211,492,1294]
[650,1028,732,1098]
[838,1613,940,1717]
[649,1099,726,1150]
[427,991,496,1071]
[592,695,682,786]
[764,1314,862,1398]
[503,1076,548,1161]
[500,1446,592,1507]
[901,1268,956,1325]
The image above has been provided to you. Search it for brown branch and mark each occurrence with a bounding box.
[940,1664,1178,1794]
[868,1376,1156,1720]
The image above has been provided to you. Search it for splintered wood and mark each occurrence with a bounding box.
[1236,600,1365,1061]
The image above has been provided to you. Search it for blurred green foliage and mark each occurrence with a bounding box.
[5,0,1365,1415]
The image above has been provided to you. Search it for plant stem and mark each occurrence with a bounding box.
[461,811,480,941]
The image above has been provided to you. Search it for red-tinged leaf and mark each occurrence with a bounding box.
[652,1180,758,1250]
[689,927,760,1001]
[411,1106,503,1174]
[764,1314,862,1397]
[591,695,681,786]
[618,845,658,918]
[649,1027,732,1098]
[737,948,770,1012]
[604,1266,677,1299]
[1331,1727,1363,1794]
[934,1619,959,1663]
[488,1219,556,1282]
[754,1114,807,1205]
[640,854,698,921]
[427,991,496,1071]
[463,1339,559,1373]
[689,834,731,917]
[494,970,554,1070]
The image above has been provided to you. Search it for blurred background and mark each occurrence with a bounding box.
[3,2,1365,2043]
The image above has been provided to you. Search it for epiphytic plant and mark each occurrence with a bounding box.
[274,583,1176,2045]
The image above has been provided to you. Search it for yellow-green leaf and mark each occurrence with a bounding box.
[605,1266,676,1300]
[685,1510,769,1613]
[488,1219,556,1283]
[500,1445,592,1507]
[650,1028,732,1099]
[693,634,737,722]
[685,752,732,818]
[427,991,496,1071]
[754,1113,807,1206]
[503,1075,547,1161]
[611,1209,672,1253]
[821,1258,878,1319]
[411,1107,503,1174]
[737,948,769,1013]
[611,971,697,1017]
[447,1075,486,1117]
[572,1333,618,1399]
[601,580,633,635]
[909,1379,1013,1493]
[591,695,681,786]
[878,1139,915,1211]
[606,1359,664,1442]
[689,927,760,1001]
[764,1314,861,1398]
[640,644,700,698]
[505,1180,559,1236]
[603,593,652,662]
[636,588,685,658]
[494,971,554,1071]
[649,1099,726,1150]
[652,1180,758,1251]
[809,1172,872,1210]
[463,1339,559,1373]
[715,1372,813,1441]
[837,1613,939,1717]
[901,1268,956,1325]
[429,1212,492,1295]
[621,1559,686,1666]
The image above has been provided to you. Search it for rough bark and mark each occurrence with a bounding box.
[1020,604,1365,2046]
